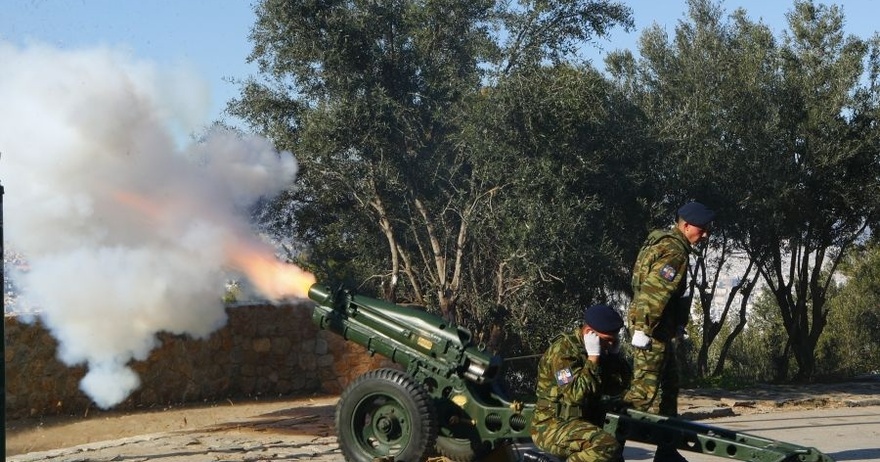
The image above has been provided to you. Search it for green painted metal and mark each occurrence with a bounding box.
[309,283,535,456]
[307,283,836,462]
[604,409,834,462]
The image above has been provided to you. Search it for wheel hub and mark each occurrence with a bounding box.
[372,404,404,442]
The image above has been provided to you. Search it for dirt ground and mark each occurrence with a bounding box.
[5,394,340,456]
[7,378,880,458]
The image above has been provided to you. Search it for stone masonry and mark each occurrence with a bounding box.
[4,300,393,420]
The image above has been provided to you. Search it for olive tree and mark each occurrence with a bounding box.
[606,0,783,377]
[229,0,636,347]
[457,64,659,351]
[817,240,880,377]
[754,1,880,379]
[606,0,880,379]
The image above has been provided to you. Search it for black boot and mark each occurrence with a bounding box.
[653,445,688,462]
[521,449,563,462]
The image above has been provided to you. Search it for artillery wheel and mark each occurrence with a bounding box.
[435,434,487,462]
[434,401,492,462]
[336,368,438,462]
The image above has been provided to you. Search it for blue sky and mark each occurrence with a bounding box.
[2,0,877,126]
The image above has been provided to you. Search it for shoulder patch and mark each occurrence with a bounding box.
[659,264,677,281]
[555,368,574,386]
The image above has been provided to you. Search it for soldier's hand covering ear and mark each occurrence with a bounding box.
[631,330,652,349]
[583,332,602,356]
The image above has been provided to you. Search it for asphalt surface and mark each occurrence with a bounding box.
[624,406,880,462]
[723,406,880,461]
[7,379,880,462]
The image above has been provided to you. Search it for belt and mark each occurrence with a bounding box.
[536,398,582,419]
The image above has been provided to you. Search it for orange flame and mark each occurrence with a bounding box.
[227,243,316,301]
[113,190,167,222]
[113,189,315,301]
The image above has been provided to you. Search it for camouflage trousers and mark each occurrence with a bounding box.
[531,418,622,462]
[623,337,680,416]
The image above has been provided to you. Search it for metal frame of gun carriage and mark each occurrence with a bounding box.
[307,283,835,462]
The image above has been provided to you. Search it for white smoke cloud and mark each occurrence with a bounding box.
[0,42,299,409]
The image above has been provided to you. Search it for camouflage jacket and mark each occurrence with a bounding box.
[532,326,632,427]
[628,227,692,340]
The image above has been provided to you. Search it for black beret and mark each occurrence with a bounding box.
[583,304,624,335]
[677,201,716,227]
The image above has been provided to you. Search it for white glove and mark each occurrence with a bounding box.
[583,332,602,357]
[631,330,652,349]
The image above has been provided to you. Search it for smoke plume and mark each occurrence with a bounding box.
[0,42,312,409]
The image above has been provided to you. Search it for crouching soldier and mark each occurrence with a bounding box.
[531,304,631,462]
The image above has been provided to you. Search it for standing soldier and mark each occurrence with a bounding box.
[531,304,631,462]
[623,201,715,462]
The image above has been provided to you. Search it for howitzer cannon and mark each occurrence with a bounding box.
[307,283,835,462]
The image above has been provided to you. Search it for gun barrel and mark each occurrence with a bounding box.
[307,283,498,384]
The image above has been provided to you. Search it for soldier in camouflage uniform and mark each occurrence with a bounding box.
[531,304,632,462]
[623,201,715,462]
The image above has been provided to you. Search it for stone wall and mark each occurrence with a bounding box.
[4,301,394,420]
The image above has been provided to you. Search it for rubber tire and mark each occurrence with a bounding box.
[435,434,484,462]
[336,368,438,462]
[433,398,493,461]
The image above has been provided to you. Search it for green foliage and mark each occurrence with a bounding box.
[229,0,880,384]
[733,290,795,382]
[608,0,880,380]
[684,289,794,384]
[752,0,879,379]
[608,0,792,379]
[230,0,638,357]
[457,65,658,349]
[683,372,756,391]
[689,245,880,385]
[497,0,634,71]
[817,243,880,377]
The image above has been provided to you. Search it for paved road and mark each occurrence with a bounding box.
[8,405,879,461]
[625,406,880,462]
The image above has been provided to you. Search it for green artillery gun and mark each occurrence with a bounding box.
[307,283,835,462]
